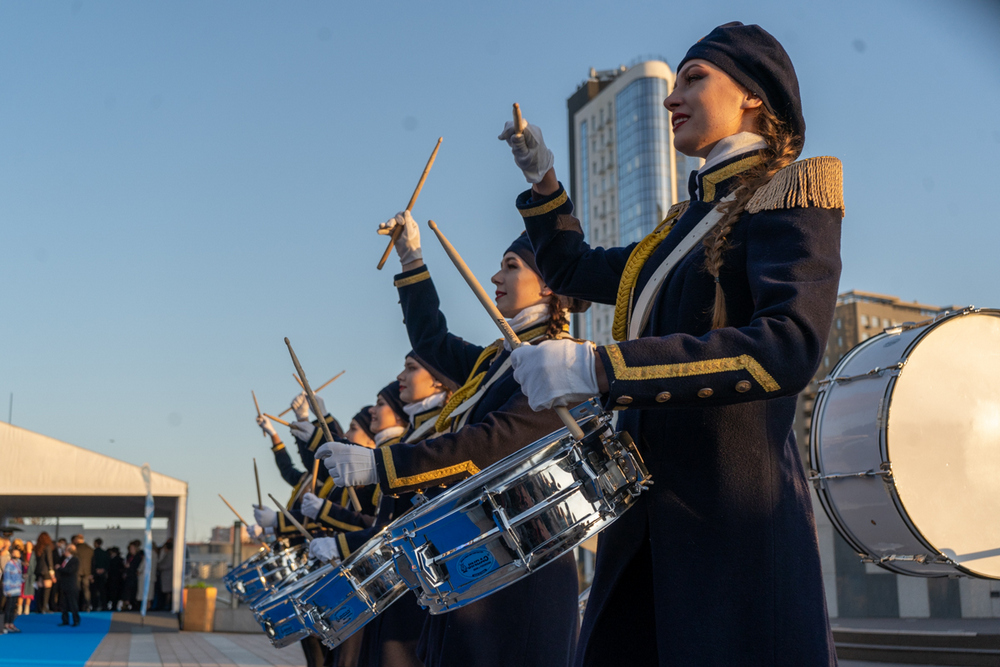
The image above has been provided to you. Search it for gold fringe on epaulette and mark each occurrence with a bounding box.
[434,342,501,433]
[746,156,844,217]
[610,203,688,341]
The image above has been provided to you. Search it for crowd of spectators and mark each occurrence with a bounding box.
[0,532,175,633]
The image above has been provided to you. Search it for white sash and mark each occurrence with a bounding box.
[449,357,514,431]
[627,196,733,341]
[404,414,441,443]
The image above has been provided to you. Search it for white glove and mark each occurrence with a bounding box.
[301,492,324,519]
[498,119,555,184]
[510,339,600,411]
[253,505,278,528]
[291,393,310,421]
[317,442,378,487]
[377,210,422,265]
[290,420,316,443]
[308,537,341,563]
[256,415,277,438]
[248,524,264,540]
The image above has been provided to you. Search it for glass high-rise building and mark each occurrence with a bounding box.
[566,61,701,345]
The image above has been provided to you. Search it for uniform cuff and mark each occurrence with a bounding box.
[394,265,431,289]
[516,183,572,221]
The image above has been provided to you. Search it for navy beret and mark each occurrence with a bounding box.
[351,406,375,440]
[504,232,590,314]
[377,381,408,425]
[406,350,459,392]
[678,22,805,144]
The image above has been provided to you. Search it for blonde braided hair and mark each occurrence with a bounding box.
[703,107,803,329]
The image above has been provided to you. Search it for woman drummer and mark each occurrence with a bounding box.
[310,375,446,667]
[501,22,842,666]
[320,217,585,667]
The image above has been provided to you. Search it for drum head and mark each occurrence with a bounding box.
[888,312,1000,578]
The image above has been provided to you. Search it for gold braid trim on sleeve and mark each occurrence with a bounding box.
[605,345,780,392]
[337,533,351,559]
[610,203,688,342]
[746,156,844,217]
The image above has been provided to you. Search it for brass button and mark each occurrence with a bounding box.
[735,380,752,393]
[697,388,714,398]
[616,395,633,405]
[655,391,672,403]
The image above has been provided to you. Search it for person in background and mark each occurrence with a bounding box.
[56,543,81,626]
[3,546,23,634]
[51,538,67,611]
[123,541,144,611]
[0,538,9,617]
[155,538,173,611]
[107,547,124,611]
[20,542,35,615]
[34,532,55,613]
[71,535,94,612]
[92,538,109,612]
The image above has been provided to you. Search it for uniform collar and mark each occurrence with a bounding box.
[403,392,448,427]
[688,132,768,203]
[374,425,406,447]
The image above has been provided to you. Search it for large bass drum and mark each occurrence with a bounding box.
[389,398,650,613]
[810,307,1000,578]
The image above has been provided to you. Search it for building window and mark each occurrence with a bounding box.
[836,318,842,330]
[837,336,843,347]
[861,333,869,341]
[615,76,672,245]
[824,356,830,368]
[871,316,880,328]
[861,315,869,327]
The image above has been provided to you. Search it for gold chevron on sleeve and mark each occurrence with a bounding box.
[394,270,431,288]
[379,445,480,489]
[604,344,780,392]
[337,533,351,559]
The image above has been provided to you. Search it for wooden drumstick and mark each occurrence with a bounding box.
[269,493,313,543]
[513,103,523,136]
[293,373,304,389]
[279,371,345,417]
[252,390,265,438]
[311,459,320,495]
[263,413,291,427]
[426,220,586,441]
[253,458,262,508]
[284,337,363,512]
[377,137,444,270]
[218,494,270,551]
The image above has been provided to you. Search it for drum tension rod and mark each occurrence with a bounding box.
[818,362,905,386]
[860,553,958,567]
[809,462,893,482]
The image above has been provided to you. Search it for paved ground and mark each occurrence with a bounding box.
[0,610,968,667]
[0,612,305,667]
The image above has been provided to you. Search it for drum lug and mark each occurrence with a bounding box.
[486,491,529,564]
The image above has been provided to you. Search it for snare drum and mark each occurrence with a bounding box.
[224,547,270,603]
[389,398,650,613]
[293,529,408,650]
[235,543,311,605]
[252,562,335,648]
[811,307,1000,578]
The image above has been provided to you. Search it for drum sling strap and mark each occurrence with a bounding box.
[628,196,733,340]
[448,357,513,431]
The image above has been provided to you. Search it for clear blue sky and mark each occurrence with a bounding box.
[2,1,998,541]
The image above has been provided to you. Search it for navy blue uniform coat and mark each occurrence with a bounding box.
[370,265,579,667]
[519,154,843,666]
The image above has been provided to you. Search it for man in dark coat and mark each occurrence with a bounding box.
[91,538,110,611]
[56,544,81,626]
[71,535,94,611]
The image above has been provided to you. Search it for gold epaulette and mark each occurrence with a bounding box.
[434,341,502,433]
[746,156,844,216]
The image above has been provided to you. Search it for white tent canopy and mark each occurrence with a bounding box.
[0,421,187,613]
